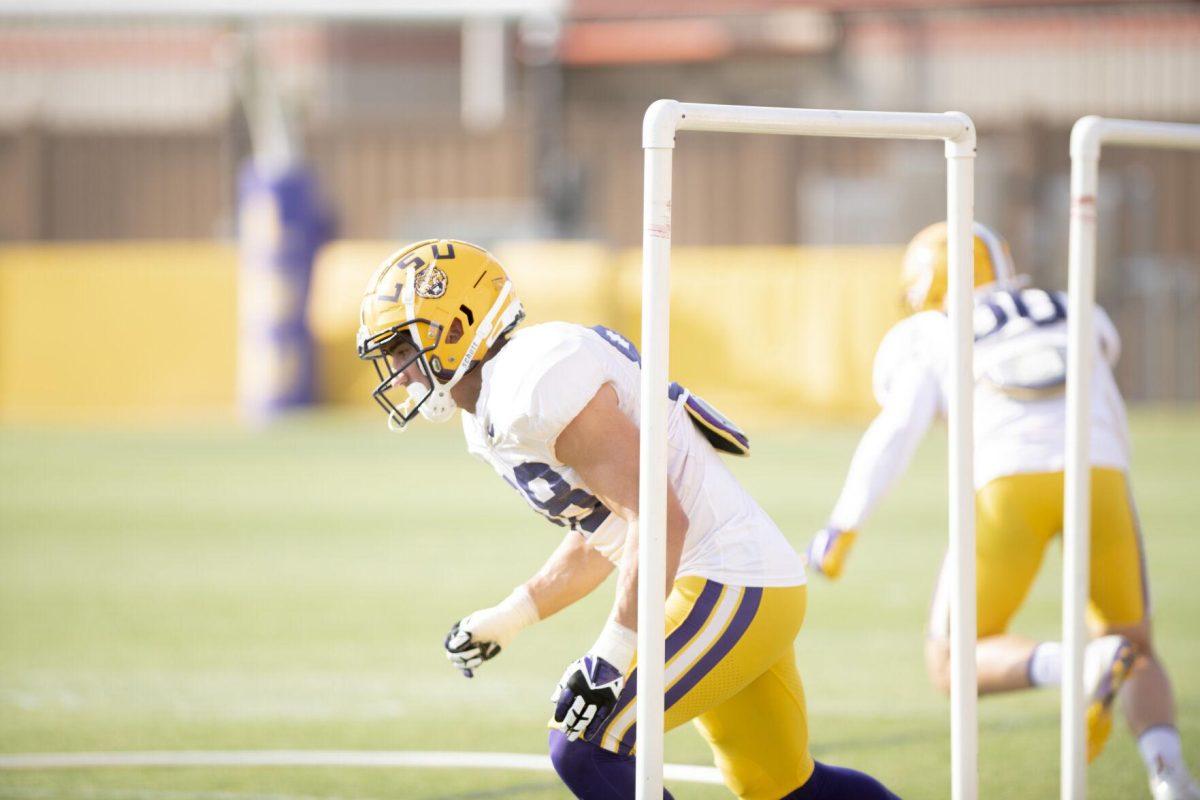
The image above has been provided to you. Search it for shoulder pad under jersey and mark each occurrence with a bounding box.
[670,383,749,457]
[485,323,608,450]
[587,324,751,457]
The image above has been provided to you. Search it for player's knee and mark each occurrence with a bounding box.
[925,639,952,696]
[549,730,669,800]
[1122,622,1153,656]
[548,729,592,782]
[1094,619,1154,657]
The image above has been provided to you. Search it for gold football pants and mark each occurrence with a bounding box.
[590,576,814,800]
[929,467,1149,639]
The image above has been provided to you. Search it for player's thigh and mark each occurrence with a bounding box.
[1087,468,1149,632]
[661,584,806,734]
[692,649,815,800]
[929,473,1058,640]
[593,580,806,756]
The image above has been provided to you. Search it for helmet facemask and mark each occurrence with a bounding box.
[358,319,448,432]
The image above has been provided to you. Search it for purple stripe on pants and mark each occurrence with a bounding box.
[617,586,764,756]
[590,579,723,744]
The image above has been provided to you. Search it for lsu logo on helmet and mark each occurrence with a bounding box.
[415,264,448,299]
[357,239,524,431]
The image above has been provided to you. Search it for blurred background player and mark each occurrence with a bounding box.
[357,239,899,800]
[805,222,1199,800]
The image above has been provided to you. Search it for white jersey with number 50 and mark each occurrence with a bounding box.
[874,287,1129,490]
[461,321,806,589]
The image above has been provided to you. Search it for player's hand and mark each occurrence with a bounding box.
[443,620,501,678]
[551,655,624,742]
[806,526,857,579]
[443,587,540,678]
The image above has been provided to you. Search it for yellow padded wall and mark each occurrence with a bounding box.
[491,240,620,330]
[611,246,905,419]
[307,240,399,411]
[0,241,905,421]
[0,243,237,422]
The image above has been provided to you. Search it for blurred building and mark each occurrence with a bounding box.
[1,0,1198,401]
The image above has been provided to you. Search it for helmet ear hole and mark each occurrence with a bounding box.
[445,317,465,345]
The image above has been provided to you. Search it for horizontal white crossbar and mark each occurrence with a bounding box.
[0,750,725,785]
[644,100,974,150]
[1071,115,1200,159]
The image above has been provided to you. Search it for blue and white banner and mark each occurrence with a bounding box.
[236,162,332,422]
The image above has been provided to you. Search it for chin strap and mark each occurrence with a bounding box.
[384,381,430,433]
[412,279,519,425]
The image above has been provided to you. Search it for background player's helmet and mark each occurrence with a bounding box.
[357,239,524,431]
[900,221,1018,314]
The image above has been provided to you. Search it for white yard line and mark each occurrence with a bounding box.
[0,786,368,800]
[0,750,725,785]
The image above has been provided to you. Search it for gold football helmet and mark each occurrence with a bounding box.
[357,239,524,430]
[901,221,1017,314]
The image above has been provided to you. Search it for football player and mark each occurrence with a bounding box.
[358,239,899,800]
[806,222,1198,799]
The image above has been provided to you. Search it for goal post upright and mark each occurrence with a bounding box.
[1063,115,1200,800]
[640,99,977,800]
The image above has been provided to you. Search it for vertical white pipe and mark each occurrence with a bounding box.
[1061,114,1200,800]
[637,145,673,800]
[946,144,978,800]
[1063,143,1100,800]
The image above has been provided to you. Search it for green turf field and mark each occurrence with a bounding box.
[1,410,1197,799]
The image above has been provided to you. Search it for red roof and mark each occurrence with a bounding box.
[569,0,1137,19]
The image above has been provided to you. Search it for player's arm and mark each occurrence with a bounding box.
[808,368,939,579]
[526,530,615,619]
[556,383,688,641]
[548,382,689,740]
[444,531,613,679]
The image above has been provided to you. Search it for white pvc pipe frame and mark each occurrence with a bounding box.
[640,100,978,800]
[1062,115,1200,800]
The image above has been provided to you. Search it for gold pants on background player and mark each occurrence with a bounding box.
[929,467,1148,639]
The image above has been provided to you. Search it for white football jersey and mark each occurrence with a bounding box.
[461,321,805,588]
[873,286,1129,490]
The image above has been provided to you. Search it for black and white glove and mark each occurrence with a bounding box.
[443,586,539,678]
[550,619,636,742]
[551,655,625,742]
[443,621,502,678]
